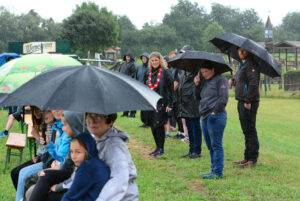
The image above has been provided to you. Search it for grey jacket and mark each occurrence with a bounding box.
[96,127,138,201]
[195,74,229,118]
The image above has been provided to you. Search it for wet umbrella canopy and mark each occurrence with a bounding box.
[1,65,161,114]
[168,51,232,74]
[210,32,280,77]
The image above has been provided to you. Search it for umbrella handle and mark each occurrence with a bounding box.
[227,53,233,77]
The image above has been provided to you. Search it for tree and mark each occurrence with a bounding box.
[62,2,119,55]
[202,22,225,52]
[281,12,300,40]
[163,0,209,50]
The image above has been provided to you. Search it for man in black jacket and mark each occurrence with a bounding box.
[231,47,260,168]
[119,53,137,118]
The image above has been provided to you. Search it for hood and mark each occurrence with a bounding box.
[75,132,98,158]
[63,111,86,136]
[140,52,149,60]
[98,127,128,142]
[123,53,135,62]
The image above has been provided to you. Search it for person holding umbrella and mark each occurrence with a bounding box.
[210,33,281,168]
[145,52,174,158]
[194,64,229,179]
[231,47,261,168]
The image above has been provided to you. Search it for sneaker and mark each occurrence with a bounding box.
[202,172,223,179]
[238,160,256,168]
[0,130,8,138]
[189,153,201,159]
[152,148,164,158]
[233,159,248,165]
[149,148,158,156]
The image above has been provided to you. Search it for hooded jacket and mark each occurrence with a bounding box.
[96,127,138,201]
[119,54,136,78]
[135,52,149,82]
[62,133,110,201]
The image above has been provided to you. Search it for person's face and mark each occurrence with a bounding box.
[86,115,111,138]
[62,116,74,137]
[52,110,63,120]
[70,140,86,167]
[150,56,160,69]
[141,56,148,64]
[169,53,176,59]
[43,111,54,124]
[200,68,215,80]
[125,55,131,63]
[238,48,249,60]
[33,108,42,119]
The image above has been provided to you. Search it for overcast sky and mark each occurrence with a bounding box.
[0,0,299,29]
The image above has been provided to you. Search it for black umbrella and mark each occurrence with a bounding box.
[210,32,280,77]
[168,51,232,74]
[0,65,161,114]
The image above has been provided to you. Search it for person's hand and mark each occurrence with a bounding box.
[173,81,179,91]
[51,161,60,170]
[50,185,56,192]
[38,171,45,177]
[194,74,200,86]
[32,156,38,163]
[24,106,31,110]
[244,102,251,110]
[228,78,235,88]
[39,137,46,145]
[166,107,172,113]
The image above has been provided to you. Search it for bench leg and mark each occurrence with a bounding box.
[19,149,23,164]
[4,147,11,171]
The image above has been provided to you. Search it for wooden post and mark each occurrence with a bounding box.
[296,48,298,69]
[285,49,288,72]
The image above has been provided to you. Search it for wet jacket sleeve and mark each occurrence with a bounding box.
[96,143,130,201]
[47,133,71,163]
[164,70,174,108]
[213,77,229,113]
[245,66,260,103]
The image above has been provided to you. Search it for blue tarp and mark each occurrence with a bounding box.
[0,53,20,67]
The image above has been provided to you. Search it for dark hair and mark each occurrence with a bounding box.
[71,137,88,160]
[86,113,117,125]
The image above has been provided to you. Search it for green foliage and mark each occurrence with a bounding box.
[62,2,119,55]
[284,70,300,76]
[202,22,225,52]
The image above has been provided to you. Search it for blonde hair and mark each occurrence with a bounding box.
[149,51,166,68]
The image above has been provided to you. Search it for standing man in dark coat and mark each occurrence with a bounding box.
[135,52,150,127]
[177,71,202,159]
[231,47,261,168]
[119,53,137,118]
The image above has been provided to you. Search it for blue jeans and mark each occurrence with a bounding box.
[186,117,202,155]
[201,112,227,176]
[16,162,43,201]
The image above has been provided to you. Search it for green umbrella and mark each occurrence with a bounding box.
[0,54,82,93]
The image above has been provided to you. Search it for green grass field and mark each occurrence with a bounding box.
[0,97,299,201]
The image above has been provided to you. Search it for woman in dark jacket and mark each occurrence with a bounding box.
[194,65,228,179]
[145,51,174,158]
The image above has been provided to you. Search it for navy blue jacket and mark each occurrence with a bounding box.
[61,133,110,201]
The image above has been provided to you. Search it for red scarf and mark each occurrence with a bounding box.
[148,66,163,90]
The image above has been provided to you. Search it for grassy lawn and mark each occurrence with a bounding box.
[0,97,299,201]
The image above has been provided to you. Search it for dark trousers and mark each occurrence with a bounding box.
[177,118,184,133]
[29,169,71,201]
[11,160,35,190]
[123,111,136,117]
[186,117,202,155]
[151,125,165,149]
[238,101,259,163]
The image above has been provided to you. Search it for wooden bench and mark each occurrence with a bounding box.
[4,133,26,171]
[27,125,37,158]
